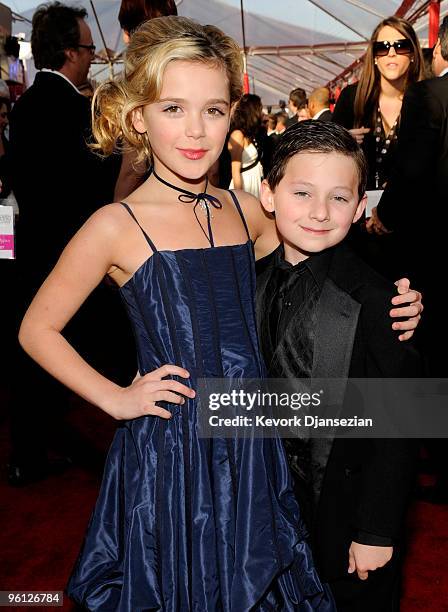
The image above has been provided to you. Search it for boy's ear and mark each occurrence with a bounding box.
[132,107,147,134]
[260,179,275,213]
[352,193,367,224]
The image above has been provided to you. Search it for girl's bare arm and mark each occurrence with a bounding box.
[19,205,194,420]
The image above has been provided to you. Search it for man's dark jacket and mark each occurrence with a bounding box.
[9,71,119,297]
[256,243,422,580]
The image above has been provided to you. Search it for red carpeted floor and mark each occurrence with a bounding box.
[1,397,448,611]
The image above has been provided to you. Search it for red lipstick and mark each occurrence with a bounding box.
[178,148,208,160]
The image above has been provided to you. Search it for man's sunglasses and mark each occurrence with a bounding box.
[78,43,96,54]
[373,39,413,57]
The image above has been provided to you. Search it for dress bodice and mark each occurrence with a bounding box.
[120,241,263,383]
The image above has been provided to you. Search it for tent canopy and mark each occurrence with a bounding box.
[12,0,448,105]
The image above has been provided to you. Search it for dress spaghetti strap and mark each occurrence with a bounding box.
[227,190,251,241]
[120,202,158,253]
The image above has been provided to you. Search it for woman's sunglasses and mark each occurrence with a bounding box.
[373,38,413,57]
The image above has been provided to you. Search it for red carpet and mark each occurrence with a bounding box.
[1,397,448,611]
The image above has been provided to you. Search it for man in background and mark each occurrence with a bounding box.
[308,87,332,121]
[285,87,309,127]
[7,2,130,485]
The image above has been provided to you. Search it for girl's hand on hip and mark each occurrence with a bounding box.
[108,365,195,420]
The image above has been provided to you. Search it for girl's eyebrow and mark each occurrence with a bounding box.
[157,97,230,106]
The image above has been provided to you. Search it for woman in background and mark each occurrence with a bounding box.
[228,93,265,198]
[333,16,423,190]
[118,0,177,43]
[332,16,423,277]
[114,0,178,201]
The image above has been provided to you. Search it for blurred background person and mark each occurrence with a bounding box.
[228,93,265,198]
[275,112,288,134]
[7,2,126,486]
[0,97,10,196]
[297,102,311,121]
[114,0,178,200]
[118,0,177,43]
[268,111,287,150]
[285,86,308,127]
[308,86,332,121]
[370,16,448,504]
[333,16,423,191]
[266,113,277,136]
[422,46,435,79]
[332,16,423,279]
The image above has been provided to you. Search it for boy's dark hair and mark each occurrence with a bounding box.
[267,120,368,200]
[118,0,178,34]
[31,2,88,70]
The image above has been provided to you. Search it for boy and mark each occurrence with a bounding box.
[256,121,422,611]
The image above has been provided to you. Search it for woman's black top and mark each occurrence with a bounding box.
[332,83,400,190]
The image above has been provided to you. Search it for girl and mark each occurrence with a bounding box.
[19,16,420,611]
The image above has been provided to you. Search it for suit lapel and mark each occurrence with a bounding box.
[255,250,278,341]
[310,276,361,506]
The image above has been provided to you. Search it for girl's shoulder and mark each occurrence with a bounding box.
[225,188,260,228]
[86,202,130,231]
[226,189,278,258]
[80,202,141,246]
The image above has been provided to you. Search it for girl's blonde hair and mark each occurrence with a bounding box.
[353,16,424,128]
[92,16,244,164]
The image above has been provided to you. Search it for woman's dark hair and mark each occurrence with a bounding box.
[353,16,423,128]
[4,36,20,59]
[118,0,177,34]
[230,93,263,143]
[31,2,88,70]
[267,120,368,201]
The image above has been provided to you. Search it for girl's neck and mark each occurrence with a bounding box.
[151,164,208,195]
[380,74,406,100]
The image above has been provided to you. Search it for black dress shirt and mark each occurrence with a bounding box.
[262,245,333,379]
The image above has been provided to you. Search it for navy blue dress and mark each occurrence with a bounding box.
[67,193,335,611]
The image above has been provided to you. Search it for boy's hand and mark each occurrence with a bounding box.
[348,542,393,580]
[391,278,423,341]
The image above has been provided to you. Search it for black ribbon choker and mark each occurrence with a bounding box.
[152,170,222,247]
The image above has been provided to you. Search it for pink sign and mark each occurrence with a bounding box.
[0,234,14,256]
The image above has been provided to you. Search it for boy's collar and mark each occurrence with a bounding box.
[274,243,334,290]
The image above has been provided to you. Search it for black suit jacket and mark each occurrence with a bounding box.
[9,71,119,296]
[314,109,332,122]
[8,72,134,382]
[256,243,422,580]
[377,74,448,281]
